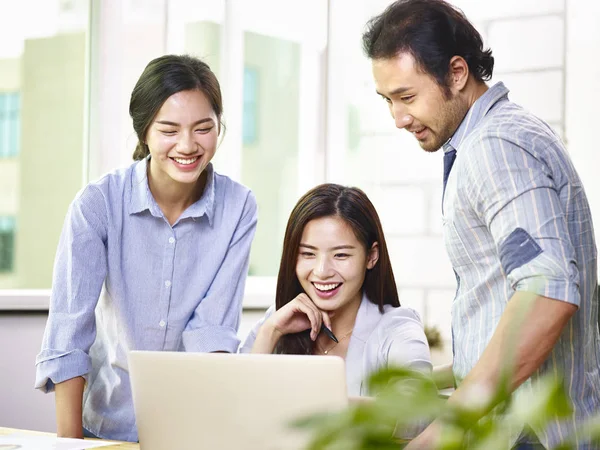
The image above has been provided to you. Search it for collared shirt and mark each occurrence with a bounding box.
[239,294,432,396]
[443,82,600,449]
[35,158,258,442]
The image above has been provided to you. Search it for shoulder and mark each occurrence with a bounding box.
[375,306,425,334]
[77,163,135,204]
[213,170,255,202]
[463,102,562,160]
[212,169,258,217]
[69,163,138,225]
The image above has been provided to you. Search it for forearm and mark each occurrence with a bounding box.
[432,363,455,390]
[448,292,576,410]
[55,376,85,438]
[251,323,282,354]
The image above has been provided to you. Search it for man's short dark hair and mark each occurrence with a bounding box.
[362,0,494,87]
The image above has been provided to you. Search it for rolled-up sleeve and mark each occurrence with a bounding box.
[182,192,258,353]
[465,137,580,306]
[35,186,108,392]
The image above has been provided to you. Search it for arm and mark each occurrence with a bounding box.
[55,377,85,438]
[407,137,580,448]
[449,292,575,406]
[181,192,258,353]
[432,363,454,391]
[383,309,432,374]
[35,186,108,437]
[250,294,333,353]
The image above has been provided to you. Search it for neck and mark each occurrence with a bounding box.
[147,162,207,224]
[329,293,363,336]
[464,79,489,110]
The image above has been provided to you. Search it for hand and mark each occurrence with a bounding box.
[266,293,332,341]
[404,420,443,450]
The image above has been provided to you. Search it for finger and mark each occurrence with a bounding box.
[297,295,323,339]
[321,310,332,331]
[296,302,319,340]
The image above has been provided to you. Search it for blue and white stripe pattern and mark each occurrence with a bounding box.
[443,82,600,449]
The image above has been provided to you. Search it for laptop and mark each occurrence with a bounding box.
[128,351,348,450]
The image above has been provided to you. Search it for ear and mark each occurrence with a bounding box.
[448,56,469,92]
[366,242,379,270]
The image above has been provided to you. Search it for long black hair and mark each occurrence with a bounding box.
[274,183,400,354]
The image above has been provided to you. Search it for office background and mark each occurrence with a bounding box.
[0,0,599,433]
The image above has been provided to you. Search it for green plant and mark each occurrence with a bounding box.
[424,325,443,350]
[294,367,600,449]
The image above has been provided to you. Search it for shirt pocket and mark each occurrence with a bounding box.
[443,218,473,268]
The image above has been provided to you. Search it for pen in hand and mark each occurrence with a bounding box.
[320,323,338,343]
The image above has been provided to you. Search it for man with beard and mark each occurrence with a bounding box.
[363,1,599,449]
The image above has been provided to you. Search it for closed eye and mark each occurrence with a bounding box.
[400,95,415,102]
[335,253,350,258]
[160,130,177,135]
[195,127,214,134]
[300,251,315,258]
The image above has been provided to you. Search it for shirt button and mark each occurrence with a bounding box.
[159,320,166,327]
[165,280,171,288]
[169,237,175,244]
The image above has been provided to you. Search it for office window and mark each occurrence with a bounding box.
[0,216,16,272]
[0,92,20,158]
[0,0,90,288]
[242,67,258,146]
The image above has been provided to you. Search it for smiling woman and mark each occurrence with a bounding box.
[239,183,432,397]
[34,54,258,442]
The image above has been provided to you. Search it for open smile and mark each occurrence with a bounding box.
[170,156,199,165]
[169,156,202,170]
[409,127,428,140]
[311,282,343,299]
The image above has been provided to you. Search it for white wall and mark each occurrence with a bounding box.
[0,310,264,432]
[327,0,600,349]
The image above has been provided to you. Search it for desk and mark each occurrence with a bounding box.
[0,427,139,449]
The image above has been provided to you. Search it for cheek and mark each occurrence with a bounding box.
[295,259,312,278]
[198,132,218,150]
[147,133,175,154]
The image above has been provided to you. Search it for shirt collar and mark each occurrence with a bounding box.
[128,157,216,226]
[444,81,509,154]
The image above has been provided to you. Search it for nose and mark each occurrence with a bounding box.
[312,255,334,279]
[177,131,197,154]
[394,111,413,130]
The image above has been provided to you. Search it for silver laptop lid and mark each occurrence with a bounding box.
[129,351,348,450]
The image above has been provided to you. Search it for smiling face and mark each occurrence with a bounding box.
[145,89,219,188]
[295,216,379,315]
[372,52,468,152]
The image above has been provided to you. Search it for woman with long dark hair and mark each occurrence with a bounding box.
[240,183,430,395]
[35,55,258,442]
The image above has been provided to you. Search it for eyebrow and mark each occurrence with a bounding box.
[376,86,412,97]
[155,118,215,127]
[299,244,357,251]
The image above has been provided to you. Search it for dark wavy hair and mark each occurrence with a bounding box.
[362,0,494,88]
[274,183,400,355]
[129,54,224,161]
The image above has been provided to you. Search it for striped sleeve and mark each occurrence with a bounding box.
[464,136,580,305]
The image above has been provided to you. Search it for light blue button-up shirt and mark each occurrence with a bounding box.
[443,82,600,449]
[35,158,258,442]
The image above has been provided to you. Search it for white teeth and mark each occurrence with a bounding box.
[173,157,198,165]
[313,283,341,292]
